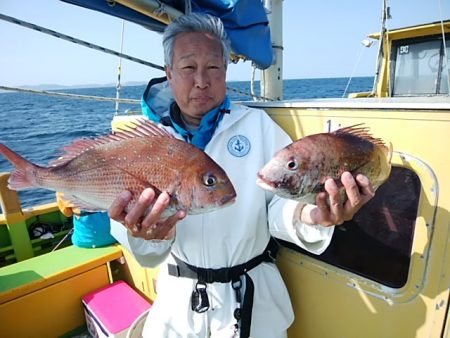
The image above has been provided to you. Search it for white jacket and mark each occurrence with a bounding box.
[111,103,334,337]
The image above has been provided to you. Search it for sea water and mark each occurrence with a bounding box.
[0,77,373,210]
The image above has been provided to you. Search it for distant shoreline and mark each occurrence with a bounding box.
[0,76,374,93]
[0,81,148,93]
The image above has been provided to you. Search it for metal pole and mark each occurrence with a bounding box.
[261,0,283,101]
[372,0,389,96]
[115,0,184,24]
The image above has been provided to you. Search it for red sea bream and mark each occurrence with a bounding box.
[0,119,236,215]
[257,125,392,204]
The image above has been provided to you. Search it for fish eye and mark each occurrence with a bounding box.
[287,159,298,170]
[203,174,217,187]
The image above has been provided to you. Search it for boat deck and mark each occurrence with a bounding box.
[244,96,450,110]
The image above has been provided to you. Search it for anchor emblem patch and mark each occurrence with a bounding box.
[227,135,251,157]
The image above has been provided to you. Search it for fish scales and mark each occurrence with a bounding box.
[301,133,376,177]
[0,119,236,215]
[256,124,392,204]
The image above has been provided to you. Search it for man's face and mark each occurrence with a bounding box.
[165,31,227,126]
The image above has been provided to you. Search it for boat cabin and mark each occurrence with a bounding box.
[0,2,449,337]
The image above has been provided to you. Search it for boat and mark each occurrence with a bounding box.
[1,1,449,337]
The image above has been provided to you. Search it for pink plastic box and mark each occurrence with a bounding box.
[82,281,152,338]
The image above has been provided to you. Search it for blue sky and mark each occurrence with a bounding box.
[1,0,449,87]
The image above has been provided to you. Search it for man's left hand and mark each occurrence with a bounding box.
[298,172,375,227]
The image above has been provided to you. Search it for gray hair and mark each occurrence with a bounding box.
[163,13,231,69]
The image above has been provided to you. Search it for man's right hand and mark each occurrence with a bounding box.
[108,188,186,240]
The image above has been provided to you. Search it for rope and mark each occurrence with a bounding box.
[227,85,275,101]
[0,13,274,102]
[185,0,192,14]
[251,66,257,101]
[227,67,276,101]
[342,42,371,98]
[1,84,271,104]
[115,20,126,115]
[0,85,140,104]
[52,228,73,252]
[0,13,164,71]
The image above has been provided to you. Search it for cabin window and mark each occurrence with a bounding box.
[280,167,420,288]
[391,34,450,96]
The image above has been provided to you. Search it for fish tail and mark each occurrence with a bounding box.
[0,143,40,190]
[374,141,393,190]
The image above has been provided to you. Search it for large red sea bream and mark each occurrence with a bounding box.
[0,119,236,215]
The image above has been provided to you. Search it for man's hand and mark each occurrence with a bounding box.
[297,172,375,227]
[108,188,186,240]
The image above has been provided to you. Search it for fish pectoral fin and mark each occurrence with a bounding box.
[62,194,104,212]
[110,163,164,197]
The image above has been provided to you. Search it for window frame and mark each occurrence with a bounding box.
[278,151,438,303]
[390,33,450,96]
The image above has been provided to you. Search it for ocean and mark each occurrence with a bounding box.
[0,77,373,211]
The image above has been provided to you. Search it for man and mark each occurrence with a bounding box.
[109,13,374,338]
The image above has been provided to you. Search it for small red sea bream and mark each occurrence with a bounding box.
[256,124,392,204]
[0,119,236,215]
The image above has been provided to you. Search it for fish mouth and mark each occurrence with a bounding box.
[220,193,236,206]
[256,176,277,192]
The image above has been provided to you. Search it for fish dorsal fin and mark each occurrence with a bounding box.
[115,118,174,138]
[49,118,173,167]
[332,124,387,148]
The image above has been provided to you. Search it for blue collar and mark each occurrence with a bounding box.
[168,96,230,150]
